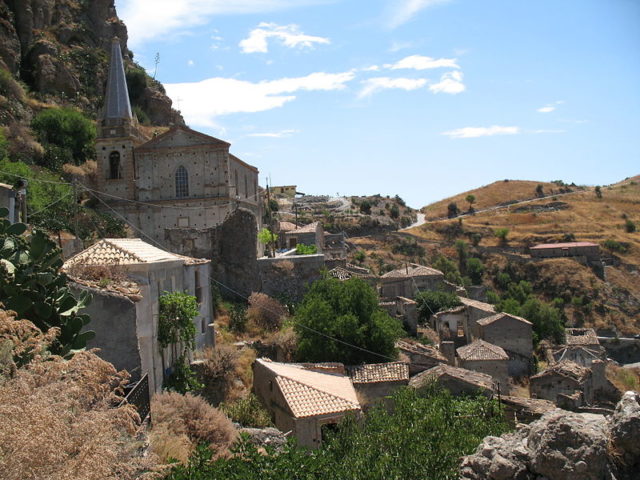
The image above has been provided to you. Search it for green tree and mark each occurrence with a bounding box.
[595,186,602,199]
[433,255,463,285]
[624,219,636,233]
[535,184,544,197]
[466,257,485,285]
[257,227,277,256]
[359,200,372,215]
[447,202,459,218]
[415,290,462,322]
[31,107,96,167]
[0,209,94,358]
[294,277,403,364]
[389,204,400,219]
[494,228,509,246]
[455,240,468,274]
[465,194,476,211]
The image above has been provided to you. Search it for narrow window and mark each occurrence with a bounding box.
[234,170,238,197]
[195,269,202,304]
[109,151,121,179]
[175,166,189,198]
[244,175,248,198]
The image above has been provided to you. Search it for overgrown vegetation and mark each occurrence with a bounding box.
[295,243,318,255]
[165,386,509,480]
[294,277,403,364]
[415,290,462,323]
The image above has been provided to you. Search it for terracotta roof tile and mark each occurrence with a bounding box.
[277,221,297,232]
[290,222,320,234]
[64,238,208,267]
[457,339,509,361]
[477,312,532,327]
[409,364,495,391]
[396,340,447,361]
[458,297,496,312]
[531,361,589,383]
[382,263,443,279]
[531,242,598,250]
[347,362,409,383]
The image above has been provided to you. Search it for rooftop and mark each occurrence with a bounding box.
[103,38,132,120]
[477,312,532,327]
[530,242,599,250]
[565,328,600,346]
[277,221,298,232]
[256,359,360,418]
[458,297,496,313]
[396,340,448,361]
[382,263,443,279]
[64,238,209,267]
[328,264,375,281]
[409,364,495,391]
[457,339,509,361]
[531,361,589,383]
[347,362,409,384]
[289,222,321,234]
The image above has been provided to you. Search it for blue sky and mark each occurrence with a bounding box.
[116,0,640,208]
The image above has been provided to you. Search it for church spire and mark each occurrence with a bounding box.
[103,37,132,121]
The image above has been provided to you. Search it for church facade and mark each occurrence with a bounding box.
[94,38,261,245]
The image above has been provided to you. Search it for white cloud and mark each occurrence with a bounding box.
[247,129,298,138]
[118,0,330,48]
[531,129,566,134]
[442,125,520,139]
[358,77,427,98]
[388,0,453,28]
[187,59,194,66]
[165,71,355,127]
[239,22,330,53]
[429,71,465,94]
[385,54,459,70]
[537,100,564,113]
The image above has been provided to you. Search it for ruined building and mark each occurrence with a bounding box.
[94,38,261,246]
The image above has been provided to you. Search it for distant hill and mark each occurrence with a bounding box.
[422,180,577,220]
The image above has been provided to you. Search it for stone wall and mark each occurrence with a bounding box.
[459,359,509,391]
[258,254,325,302]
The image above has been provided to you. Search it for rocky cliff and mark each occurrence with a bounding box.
[0,0,181,126]
[460,391,640,480]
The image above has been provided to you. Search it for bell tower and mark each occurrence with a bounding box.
[95,37,141,200]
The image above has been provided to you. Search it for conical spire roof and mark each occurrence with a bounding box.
[103,37,132,120]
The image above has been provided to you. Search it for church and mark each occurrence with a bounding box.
[93,38,261,246]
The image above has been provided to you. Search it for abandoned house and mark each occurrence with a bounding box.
[64,238,213,395]
[529,241,600,260]
[282,222,324,251]
[409,363,496,397]
[379,296,419,335]
[431,297,496,345]
[328,264,377,286]
[477,312,533,375]
[551,328,606,367]
[396,339,448,375]
[253,359,361,448]
[380,263,445,299]
[456,339,510,390]
[347,362,410,408]
[94,38,260,247]
[271,185,297,198]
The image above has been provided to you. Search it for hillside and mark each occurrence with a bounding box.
[422,179,580,220]
[349,176,640,335]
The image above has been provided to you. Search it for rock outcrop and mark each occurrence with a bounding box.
[0,0,181,126]
[460,391,640,480]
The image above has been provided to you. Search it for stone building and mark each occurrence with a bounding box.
[379,296,419,335]
[253,359,360,448]
[456,339,510,390]
[94,39,260,247]
[282,222,324,251]
[271,185,297,198]
[347,362,409,408]
[380,263,445,299]
[431,297,496,345]
[396,339,448,375]
[64,238,213,395]
[529,242,600,260]
[409,364,496,397]
[477,312,533,376]
[530,361,591,407]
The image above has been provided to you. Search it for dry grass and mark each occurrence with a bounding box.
[247,292,288,332]
[150,392,237,463]
[267,326,298,362]
[0,310,156,480]
[607,363,640,393]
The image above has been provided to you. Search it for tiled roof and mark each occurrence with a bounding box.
[64,238,208,267]
[565,328,600,346]
[457,339,509,361]
[409,364,495,391]
[458,297,496,312]
[290,222,320,234]
[531,361,589,383]
[329,267,352,281]
[530,242,598,250]
[277,221,298,232]
[396,340,447,361]
[328,264,374,281]
[347,362,409,383]
[257,359,360,418]
[381,263,443,279]
[477,312,532,327]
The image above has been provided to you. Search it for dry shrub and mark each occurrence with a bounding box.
[0,310,155,480]
[273,259,294,275]
[148,424,192,464]
[64,263,129,284]
[0,308,59,371]
[63,159,98,185]
[5,122,44,160]
[219,393,273,428]
[268,326,298,362]
[195,345,240,405]
[247,292,288,332]
[151,392,237,462]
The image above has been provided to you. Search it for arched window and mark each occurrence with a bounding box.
[109,151,121,179]
[175,166,189,198]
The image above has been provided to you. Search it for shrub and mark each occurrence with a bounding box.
[466,257,485,285]
[359,200,372,215]
[295,243,318,255]
[391,238,425,258]
[390,204,400,219]
[354,250,366,263]
[415,290,462,322]
[247,292,288,331]
[219,394,273,428]
[400,216,412,228]
[447,202,459,218]
[603,239,629,254]
[267,326,298,362]
[229,304,248,333]
[151,392,237,461]
[470,232,482,246]
[624,219,636,233]
[494,228,509,245]
[433,254,464,285]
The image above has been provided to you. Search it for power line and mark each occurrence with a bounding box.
[29,190,75,217]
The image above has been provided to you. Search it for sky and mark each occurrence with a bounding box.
[115,0,640,208]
